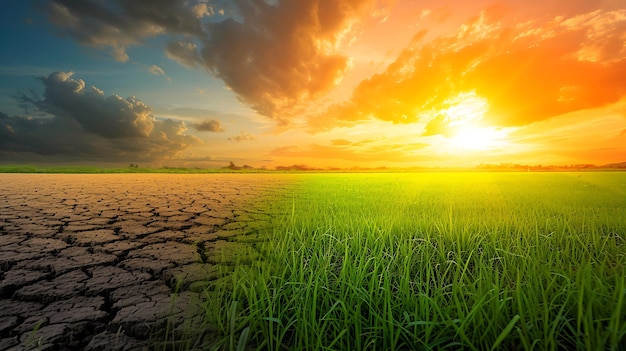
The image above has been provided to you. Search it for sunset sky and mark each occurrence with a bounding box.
[1,0,625,168]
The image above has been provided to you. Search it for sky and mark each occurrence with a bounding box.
[0,0,624,169]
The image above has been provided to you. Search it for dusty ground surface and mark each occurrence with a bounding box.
[0,174,293,350]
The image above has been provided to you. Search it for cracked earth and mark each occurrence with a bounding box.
[0,174,292,350]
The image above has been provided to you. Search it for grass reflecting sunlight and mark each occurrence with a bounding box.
[203,172,626,350]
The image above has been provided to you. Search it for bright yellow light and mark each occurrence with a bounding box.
[441,91,489,126]
[436,91,510,152]
[449,125,507,151]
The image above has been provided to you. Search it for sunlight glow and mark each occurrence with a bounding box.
[437,91,510,151]
[449,125,508,151]
[441,91,489,126]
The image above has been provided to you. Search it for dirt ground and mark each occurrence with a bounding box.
[0,174,294,350]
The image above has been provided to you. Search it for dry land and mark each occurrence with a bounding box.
[0,174,294,350]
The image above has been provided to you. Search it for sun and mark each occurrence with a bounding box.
[449,124,507,151]
[436,91,509,152]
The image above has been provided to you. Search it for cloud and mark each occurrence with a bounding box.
[168,0,385,121]
[43,0,383,122]
[1,72,200,162]
[20,71,156,138]
[165,41,203,68]
[153,107,252,128]
[331,139,353,146]
[44,0,208,62]
[503,99,626,163]
[42,0,624,133]
[191,0,380,121]
[228,131,255,142]
[309,8,626,134]
[148,65,171,82]
[192,3,215,18]
[192,119,225,132]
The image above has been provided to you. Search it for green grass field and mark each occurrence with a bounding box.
[201,172,626,350]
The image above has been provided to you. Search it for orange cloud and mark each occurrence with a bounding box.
[228,131,255,142]
[331,139,353,146]
[309,8,626,135]
[192,119,225,132]
[169,0,385,122]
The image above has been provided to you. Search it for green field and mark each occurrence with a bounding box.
[200,172,626,351]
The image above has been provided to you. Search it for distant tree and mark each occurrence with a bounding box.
[275,164,321,171]
[224,162,242,170]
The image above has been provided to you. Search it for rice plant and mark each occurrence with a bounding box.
[204,172,626,350]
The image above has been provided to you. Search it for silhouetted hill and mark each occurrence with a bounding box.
[600,161,626,169]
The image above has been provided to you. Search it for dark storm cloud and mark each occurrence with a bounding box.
[190,0,379,121]
[43,0,383,121]
[1,72,200,161]
[23,71,155,138]
[44,0,208,62]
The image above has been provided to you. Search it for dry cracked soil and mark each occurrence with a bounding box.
[0,174,293,350]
